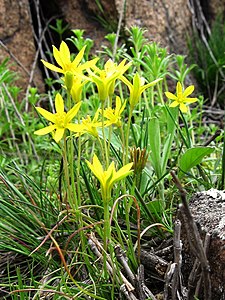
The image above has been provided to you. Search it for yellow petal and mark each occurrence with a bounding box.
[92,154,104,176]
[59,41,71,64]
[55,93,64,114]
[53,46,64,68]
[72,45,86,68]
[183,85,194,97]
[54,128,65,142]
[115,96,122,115]
[34,124,56,135]
[183,97,198,103]
[41,60,64,73]
[133,73,141,90]
[140,78,163,93]
[120,99,127,114]
[66,101,82,122]
[118,59,132,73]
[66,123,84,132]
[179,103,188,113]
[176,82,183,97]
[36,107,56,123]
[112,162,133,183]
[120,75,132,90]
[86,155,104,187]
[165,91,177,100]
[169,101,179,108]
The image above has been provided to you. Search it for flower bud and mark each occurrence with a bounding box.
[65,71,74,92]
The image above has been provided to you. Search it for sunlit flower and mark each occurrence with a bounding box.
[165,82,198,113]
[121,73,162,110]
[86,154,133,199]
[87,59,132,102]
[34,93,82,142]
[41,41,98,75]
[77,109,102,138]
[103,96,126,127]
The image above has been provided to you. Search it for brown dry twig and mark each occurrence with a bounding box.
[171,171,211,300]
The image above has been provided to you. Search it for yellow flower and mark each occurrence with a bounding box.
[41,41,98,75]
[62,74,87,103]
[34,93,82,142]
[86,154,133,199]
[121,73,162,110]
[77,109,102,138]
[165,82,198,113]
[103,96,126,127]
[87,59,132,102]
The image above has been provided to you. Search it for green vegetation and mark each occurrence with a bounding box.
[0,27,224,299]
[188,15,225,106]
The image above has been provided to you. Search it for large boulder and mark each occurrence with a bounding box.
[0,0,44,93]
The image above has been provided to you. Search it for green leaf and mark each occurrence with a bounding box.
[179,147,214,174]
[149,117,161,179]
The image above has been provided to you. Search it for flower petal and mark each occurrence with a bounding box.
[41,60,64,73]
[34,124,56,136]
[140,78,163,93]
[183,97,198,103]
[59,41,71,65]
[169,101,179,108]
[165,92,178,100]
[36,107,56,123]
[176,82,183,97]
[179,103,188,113]
[54,128,65,142]
[112,162,133,183]
[120,75,132,90]
[72,45,86,68]
[55,93,64,114]
[53,46,64,68]
[77,58,99,72]
[115,96,122,115]
[86,154,104,186]
[183,85,194,97]
[66,101,82,122]
[66,123,84,132]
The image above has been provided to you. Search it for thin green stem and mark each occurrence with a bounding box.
[120,126,126,165]
[67,92,78,210]
[157,81,164,105]
[101,101,109,167]
[62,135,73,209]
[125,108,132,163]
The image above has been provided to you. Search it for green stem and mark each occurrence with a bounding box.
[125,107,132,163]
[101,101,109,167]
[180,111,192,148]
[76,113,82,207]
[62,135,73,209]
[157,81,164,105]
[102,191,111,277]
[67,92,78,210]
[120,126,126,165]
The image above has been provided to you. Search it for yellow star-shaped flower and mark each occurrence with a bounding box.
[87,59,132,102]
[77,109,102,138]
[34,93,82,142]
[103,96,126,127]
[165,82,198,113]
[86,154,133,199]
[41,41,98,75]
[121,73,162,110]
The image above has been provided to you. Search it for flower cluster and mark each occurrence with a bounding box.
[35,40,198,198]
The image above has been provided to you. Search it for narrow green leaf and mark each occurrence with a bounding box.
[149,117,161,179]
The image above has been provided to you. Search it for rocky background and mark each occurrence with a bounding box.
[0,0,225,93]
